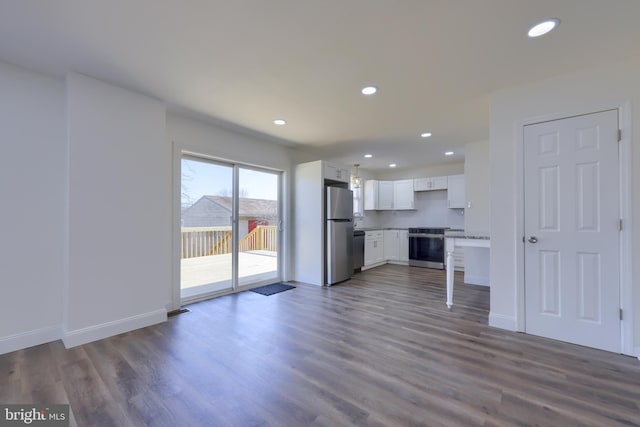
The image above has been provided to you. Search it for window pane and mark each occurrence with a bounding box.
[180,158,234,298]
[238,167,279,286]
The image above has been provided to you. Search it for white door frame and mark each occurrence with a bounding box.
[513,102,634,356]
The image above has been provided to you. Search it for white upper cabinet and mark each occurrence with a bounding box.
[364,179,414,210]
[447,174,466,208]
[378,180,394,210]
[414,175,448,191]
[364,179,393,210]
[393,179,415,210]
[364,180,378,210]
[324,163,350,183]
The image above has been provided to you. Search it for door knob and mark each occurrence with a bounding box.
[528,236,538,243]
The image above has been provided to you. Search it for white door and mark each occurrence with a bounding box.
[524,110,620,352]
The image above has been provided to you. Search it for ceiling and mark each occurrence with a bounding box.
[1,1,640,172]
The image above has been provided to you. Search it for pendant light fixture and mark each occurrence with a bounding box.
[352,164,361,188]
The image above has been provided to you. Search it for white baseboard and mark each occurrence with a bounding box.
[0,325,62,355]
[62,308,167,349]
[489,312,518,331]
[464,275,490,286]
[635,346,640,360]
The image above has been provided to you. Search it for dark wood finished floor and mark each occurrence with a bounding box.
[2,265,639,426]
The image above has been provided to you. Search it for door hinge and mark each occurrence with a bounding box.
[618,129,622,142]
[620,308,623,320]
[618,219,623,231]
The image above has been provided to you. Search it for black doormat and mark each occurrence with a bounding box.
[250,283,296,296]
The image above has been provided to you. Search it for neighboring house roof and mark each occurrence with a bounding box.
[203,196,277,217]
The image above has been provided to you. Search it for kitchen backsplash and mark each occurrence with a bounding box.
[355,190,464,229]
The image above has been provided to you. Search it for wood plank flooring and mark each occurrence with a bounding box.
[2,265,639,426]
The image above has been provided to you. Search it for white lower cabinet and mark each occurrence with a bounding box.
[364,229,410,269]
[383,230,399,261]
[380,229,410,265]
[398,230,409,262]
[364,230,384,266]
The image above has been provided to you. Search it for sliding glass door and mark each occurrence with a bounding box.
[238,167,279,287]
[180,158,234,298]
[180,155,280,301]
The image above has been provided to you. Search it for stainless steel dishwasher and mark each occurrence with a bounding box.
[353,230,365,273]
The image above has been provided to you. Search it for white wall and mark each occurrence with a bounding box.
[0,61,66,354]
[490,57,639,355]
[167,113,294,172]
[462,140,491,287]
[464,140,490,234]
[0,60,302,354]
[64,73,171,346]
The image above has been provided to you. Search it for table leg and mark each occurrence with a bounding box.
[446,250,454,308]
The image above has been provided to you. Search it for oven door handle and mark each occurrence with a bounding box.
[408,233,445,239]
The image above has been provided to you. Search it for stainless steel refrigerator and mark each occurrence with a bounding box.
[326,186,354,285]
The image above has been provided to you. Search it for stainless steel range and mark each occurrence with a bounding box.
[408,227,447,269]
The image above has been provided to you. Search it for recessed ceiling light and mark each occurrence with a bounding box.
[445,151,454,156]
[389,163,397,168]
[361,86,378,95]
[421,132,432,138]
[528,19,559,38]
[364,154,373,158]
[273,119,286,125]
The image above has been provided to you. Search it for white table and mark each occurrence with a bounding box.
[445,234,490,308]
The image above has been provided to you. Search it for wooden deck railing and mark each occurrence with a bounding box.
[181,227,232,259]
[181,225,277,259]
[239,225,277,253]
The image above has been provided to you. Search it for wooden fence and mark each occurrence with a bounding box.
[181,225,277,259]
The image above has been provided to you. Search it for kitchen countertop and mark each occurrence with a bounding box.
[355,228,489,237]
[444,230,490,240]
[355,227,409,231]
